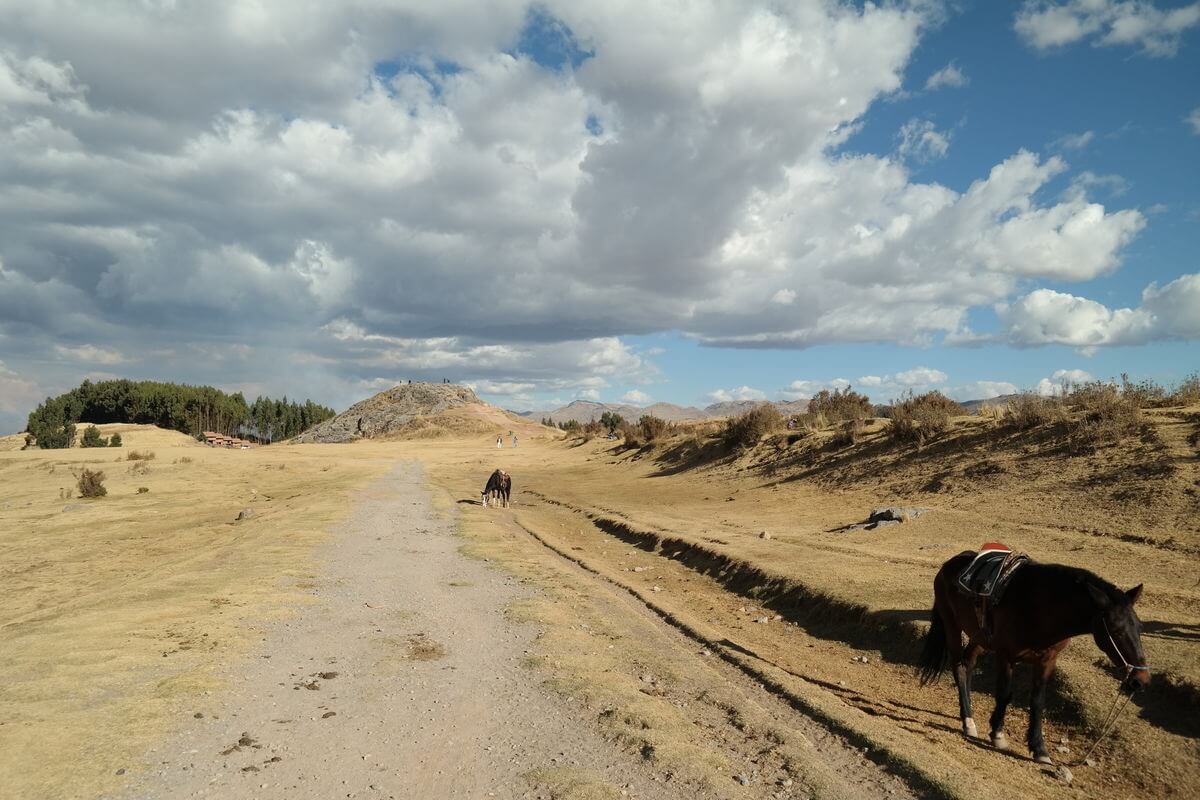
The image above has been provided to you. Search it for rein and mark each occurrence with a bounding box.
[1070,618,1150,767]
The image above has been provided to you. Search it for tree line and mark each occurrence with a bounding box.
[25,378,336,448]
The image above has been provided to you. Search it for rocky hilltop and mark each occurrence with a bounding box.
[293,383,482,443]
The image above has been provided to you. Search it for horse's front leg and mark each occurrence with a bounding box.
[1027,660,1055,764]
[954,642,983,738]
[989,657,1014,751]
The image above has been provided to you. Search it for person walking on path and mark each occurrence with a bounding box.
[496,435,503,449]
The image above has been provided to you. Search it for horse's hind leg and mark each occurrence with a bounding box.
[1027,660,1055,764]
[951,635,983,738]
[989,657,1013,750]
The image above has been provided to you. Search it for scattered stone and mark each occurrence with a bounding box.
[115,768,126,776]
[652,585,662,592]
[755,616,770,624]
[1051,765,1073,785]
[322,711,337,719]
[1083,758,1096,768]
[844,506,931,531]
[759,531,771,539]
[632,566,647,573]
[193,712,203,719]
[779,778,793,787]
[1055,745,1070,754]
[735,774,751,786]
[236,508,254,522]
[700,649,710,657]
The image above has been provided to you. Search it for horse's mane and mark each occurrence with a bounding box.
[1032,562,1126,605]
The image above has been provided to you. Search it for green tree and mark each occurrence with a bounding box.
[109,432,123,447]
[80,425,108,448]
[599,411,625,434]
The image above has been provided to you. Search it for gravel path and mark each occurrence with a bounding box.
[114,462,679,800]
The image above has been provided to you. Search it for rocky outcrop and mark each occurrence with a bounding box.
[293,383,481,443]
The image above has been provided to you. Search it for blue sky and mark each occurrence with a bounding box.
[0,0,1197,430]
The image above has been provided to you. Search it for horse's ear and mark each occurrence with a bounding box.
[1126,584,1144,605]
[1086,582,1111,609]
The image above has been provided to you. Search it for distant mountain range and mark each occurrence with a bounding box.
[517,394,1012,425]
[514,398,811,425]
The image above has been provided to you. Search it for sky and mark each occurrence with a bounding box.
[0,0,1197,432]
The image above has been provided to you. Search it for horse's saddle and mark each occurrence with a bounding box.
[956,543,1028,604]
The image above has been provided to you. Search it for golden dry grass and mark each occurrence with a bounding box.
[406,409,1200,800]
[0,425,395,800]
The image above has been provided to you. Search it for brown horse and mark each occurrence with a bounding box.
[918,550,1149,764]
[480,469,511,508]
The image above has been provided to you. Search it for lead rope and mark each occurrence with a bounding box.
[1070,619,1149,767]
[1070,676,1136,767]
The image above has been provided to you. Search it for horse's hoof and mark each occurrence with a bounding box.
[1035,755,1053,765]
[991,733,1009,751]
[963,718,978,738]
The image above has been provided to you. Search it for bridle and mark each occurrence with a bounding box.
[1102,616,1150,676]
[1071,616,1151,766]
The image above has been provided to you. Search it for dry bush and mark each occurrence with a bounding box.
[582,420,604,437]
[638,415,672,443]
[77,467,107,498]
[126,449,155,461]
[808,386,873,424]
[136,486,149,494]
[888,391,961,444]
[1119,373,1167,408]
[617,421,642,448]
[127,460,151,476]
[1004,393,1064,430]
[830,419,864,447]
[722,404,783,451]
[179,455,193,464]
[1168,373,1200,406]
[1065,381,1141,450]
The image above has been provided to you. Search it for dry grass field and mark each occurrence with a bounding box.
[0,425,396,799]
[408,405,1200,800]
[2,403,1197,799]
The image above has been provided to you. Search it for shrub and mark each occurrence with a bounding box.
[722,404,783,451]
[1004,393,1063,430]
[888,391,961,444]
[617,421,642,448]
[582,420,604,436]
[808,386,872,424]
[1168,373,1200,406]
[1065,381,1141,450]
[638,415,672,442]
[179,455,193,464]
[109,432,122,447]
[599,411,625,434]
[830,419,864,447]
[77,467,107,498]
[1118,373,1166,408]
[80,425,108,448]
[126,449,156,461]
[558,419,581,433]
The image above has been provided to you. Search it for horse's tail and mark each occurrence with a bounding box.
[918,598,949,686]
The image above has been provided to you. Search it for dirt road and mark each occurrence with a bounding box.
[111,461,916,800]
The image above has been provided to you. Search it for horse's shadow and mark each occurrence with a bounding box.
[456,498,481,506]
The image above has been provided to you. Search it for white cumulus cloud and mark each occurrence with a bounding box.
[925,62,968,90]
[1001,273,1200,348]
[708,385,767,403]
[621,389,652,404]
[1015,1,1200,57]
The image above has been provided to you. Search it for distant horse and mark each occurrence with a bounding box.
[481,469,511,508]
[918,549,1149,764]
